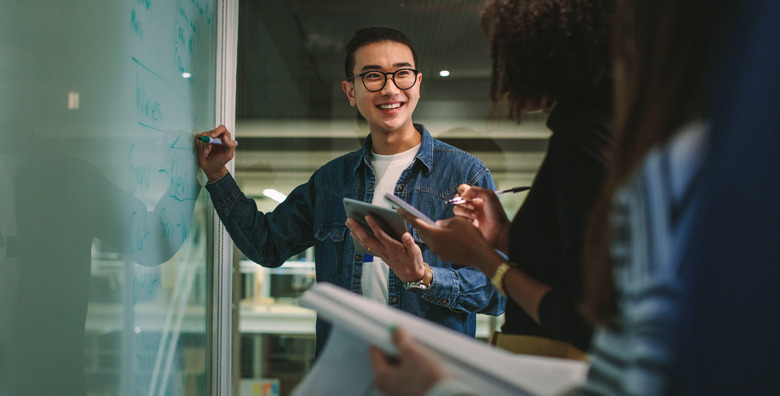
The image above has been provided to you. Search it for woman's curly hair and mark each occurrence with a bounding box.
[481,0,614,118]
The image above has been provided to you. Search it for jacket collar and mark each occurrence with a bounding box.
[353,123,434,176]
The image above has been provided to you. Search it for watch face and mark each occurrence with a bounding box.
[404,266,432,291]
[403,281,428,291]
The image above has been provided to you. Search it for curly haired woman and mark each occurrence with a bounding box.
[368,0,615,393]
[397,0,615,357]
[475,0,614,355]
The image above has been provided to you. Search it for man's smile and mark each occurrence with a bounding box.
[378,102,403,110]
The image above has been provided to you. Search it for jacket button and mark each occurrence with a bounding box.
[391,297,398,304]
[397,185,404,191]
[355,254,362,260]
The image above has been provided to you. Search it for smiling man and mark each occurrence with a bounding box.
[196,27,505,354]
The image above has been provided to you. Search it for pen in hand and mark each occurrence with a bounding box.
[198,136,238,146]
[445,186,531,205]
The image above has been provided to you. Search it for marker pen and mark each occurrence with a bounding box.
[198,136,238,146]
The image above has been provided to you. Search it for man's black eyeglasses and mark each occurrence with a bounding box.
[349,68,419,92]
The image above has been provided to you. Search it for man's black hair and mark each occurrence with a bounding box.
[344,27,418,79]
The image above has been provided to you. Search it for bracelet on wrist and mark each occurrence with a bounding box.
[491,262,514,296]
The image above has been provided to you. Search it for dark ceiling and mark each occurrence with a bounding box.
[231,1,548,210]
[235,0,496,121]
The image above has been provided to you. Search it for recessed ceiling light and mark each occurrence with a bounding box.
[439,70,450,77]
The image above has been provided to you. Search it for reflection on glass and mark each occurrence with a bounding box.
[1,1,216,395]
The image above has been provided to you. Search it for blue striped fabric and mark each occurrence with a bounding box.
[580,123,707,395]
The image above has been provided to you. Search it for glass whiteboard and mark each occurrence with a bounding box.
[0,0,221,394]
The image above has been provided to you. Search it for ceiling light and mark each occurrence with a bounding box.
[263,189,287,203]
[68,91,79,110]
[439,70,450,77]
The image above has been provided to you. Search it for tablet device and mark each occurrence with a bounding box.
[343,197,407,254]
[384,193,436,225]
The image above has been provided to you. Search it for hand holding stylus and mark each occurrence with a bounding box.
[449,184,514,252]
[445,186,530,204]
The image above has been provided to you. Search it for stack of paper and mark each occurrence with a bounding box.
[293,283,588,396]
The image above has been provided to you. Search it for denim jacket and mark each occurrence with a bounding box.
[206,124,506,353]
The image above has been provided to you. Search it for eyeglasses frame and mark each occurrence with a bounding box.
[348,68,420,92]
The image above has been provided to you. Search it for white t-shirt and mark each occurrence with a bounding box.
[361,144,419,304]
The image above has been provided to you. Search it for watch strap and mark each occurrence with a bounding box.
[403,264,432,290]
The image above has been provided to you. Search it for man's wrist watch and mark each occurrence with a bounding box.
[403,264,433,291]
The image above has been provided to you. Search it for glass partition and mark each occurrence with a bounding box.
[0,1,218,395]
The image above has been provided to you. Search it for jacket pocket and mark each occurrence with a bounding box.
[314,224,348,283]
[314,224,346,243]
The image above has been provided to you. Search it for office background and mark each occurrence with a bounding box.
[0,1,548,395]
[232,1,548,395]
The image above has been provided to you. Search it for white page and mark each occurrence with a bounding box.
[294,283,588,396]
[292,326,381,396]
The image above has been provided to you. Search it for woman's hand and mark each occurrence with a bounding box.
[369,328,451,396]
[398,211,497,269]
[451,184,512,253]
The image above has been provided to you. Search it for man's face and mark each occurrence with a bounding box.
[342,41,422,136]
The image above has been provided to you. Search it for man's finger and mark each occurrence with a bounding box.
[365,215,391,241]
